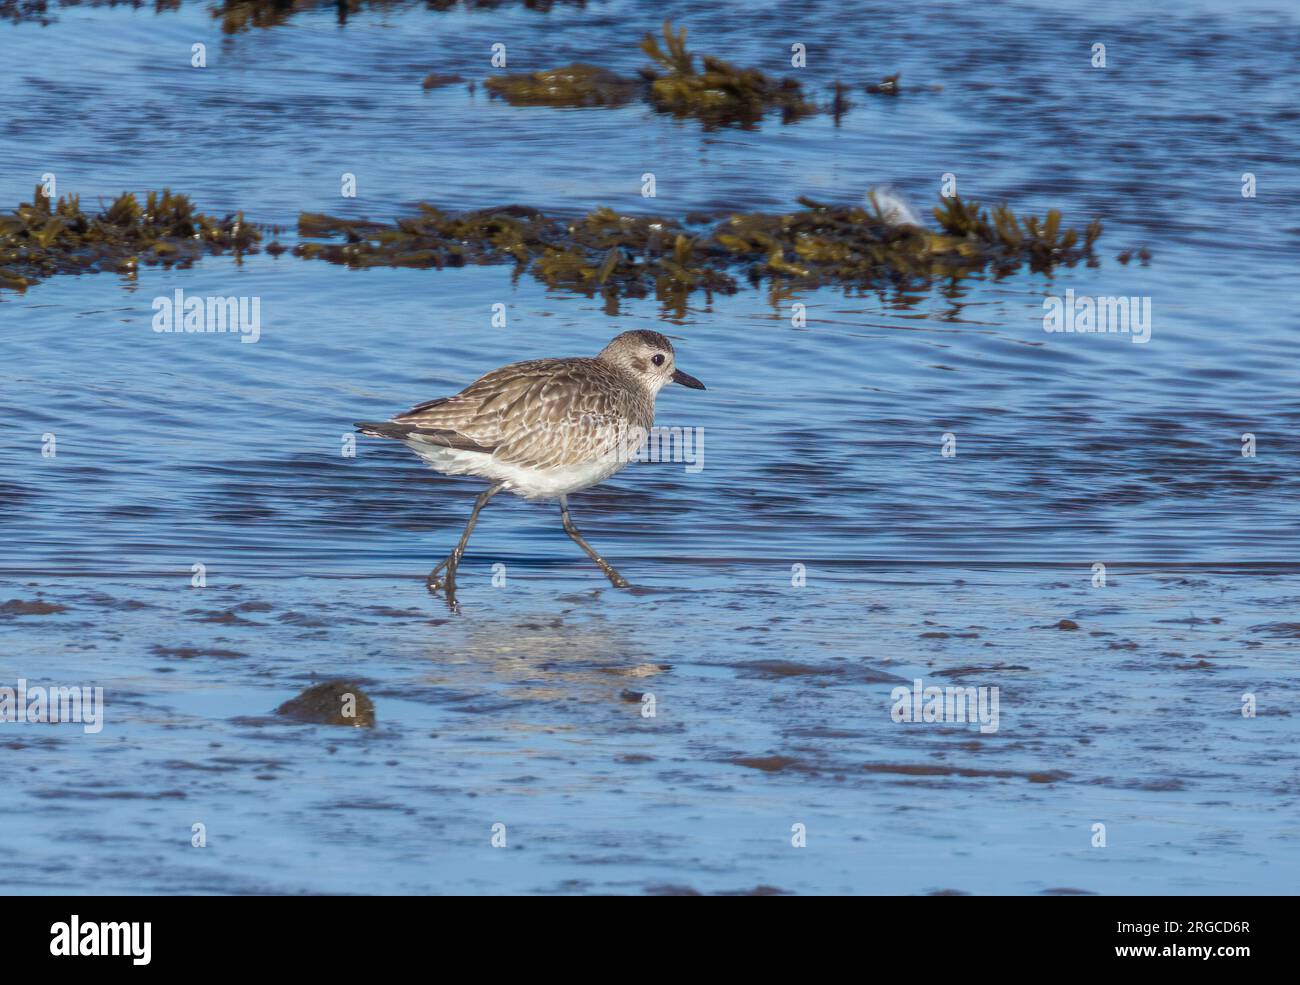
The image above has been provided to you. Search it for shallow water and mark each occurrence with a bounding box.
[1,0,1299,894]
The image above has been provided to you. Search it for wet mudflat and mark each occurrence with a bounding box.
[2,566,1296,895]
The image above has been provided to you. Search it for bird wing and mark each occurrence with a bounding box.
[375,358,651,469]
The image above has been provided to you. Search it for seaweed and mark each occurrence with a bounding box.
[0,185,260,292]
[0,0,52,24]
[830,81,853,124]
[638,20,818,128]
[6,0,579,28]
[422,72,465,90]
[214,0,582,34]
[864,72,942,95]
[276,681,375,727]
[4,0,186,25]
[484,63,641,107]
[1,186,1105,307]
[865,72,901,95]
[484,21,821,127]
[932,197,1102,271]
[291,195,1102,316]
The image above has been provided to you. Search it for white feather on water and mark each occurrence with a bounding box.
[866,185,924,228]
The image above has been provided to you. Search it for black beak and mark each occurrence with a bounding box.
[672,368,706,390]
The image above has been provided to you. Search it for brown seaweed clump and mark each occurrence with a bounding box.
[866,72,902,95]
[484,63,641,107]
[639,20,817,127]
[929,196,1102,271]
[293,203,734,315]
[216,0,584,34]
[1,0,53,25]
[422,71,465,90]
[484,21,821,127]
[275,680,375,727]
[0,186,260,292]
[215,0,318,33]
[292,195,1102,316]
[864,72,943,96]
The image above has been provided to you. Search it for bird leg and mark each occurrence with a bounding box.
[428,482,506,607]
[559,495,631,589]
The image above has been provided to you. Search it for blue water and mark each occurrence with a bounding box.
[1,0,1298,894]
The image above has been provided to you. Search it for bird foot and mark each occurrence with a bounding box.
[426,566,464,612]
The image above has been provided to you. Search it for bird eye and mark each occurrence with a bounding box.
[652,354,665,367]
